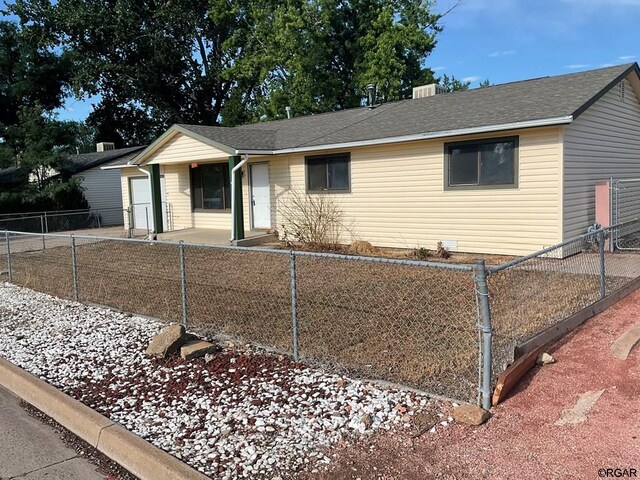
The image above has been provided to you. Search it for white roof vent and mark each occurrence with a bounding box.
[412,83,447,99]
[96,142,115,152]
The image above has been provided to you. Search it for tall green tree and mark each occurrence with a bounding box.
[0,18,88,212]
[8,0,443,141]
[0,18,72,165]
[438,74,470,93]
[253,0,442,120]
[0,104,89,212]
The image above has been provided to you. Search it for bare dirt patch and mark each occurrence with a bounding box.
[0,240,633,402]
[313,288,640,479]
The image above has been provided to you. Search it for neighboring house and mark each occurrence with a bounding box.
[0,166,23,188]
[0,144,145,226]
[66,144,145,225]
[113,63,640,256]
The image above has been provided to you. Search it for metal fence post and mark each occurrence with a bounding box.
[5,231,12,283]
[44,212,49,233]
[179,241,188,327]
[71,235,79,301]
[290,250,299,361]
[474,259,493,410]
[145,207,150,237]
[40,215,46,250]
[598,229,606,299]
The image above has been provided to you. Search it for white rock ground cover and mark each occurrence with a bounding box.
[0,283,451,479]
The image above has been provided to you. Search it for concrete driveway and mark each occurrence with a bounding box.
[0,386,106,480]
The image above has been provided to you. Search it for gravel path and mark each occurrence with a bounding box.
[0,283,449,479]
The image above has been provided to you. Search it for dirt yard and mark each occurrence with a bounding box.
[0,239,635,403]
[310,287,640,479]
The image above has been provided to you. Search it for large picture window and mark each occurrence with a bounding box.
[445,137,518,188]
[191,163,231,210]
[306,153,350,193]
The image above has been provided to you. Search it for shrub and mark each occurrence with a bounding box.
[436,241,451,259]
[413,246,429,260]
[278,189,350,250]
[348,240,378,256]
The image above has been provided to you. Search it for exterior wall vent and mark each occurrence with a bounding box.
[440,239,458,251]
[412,83,447,99]
[96,142,116,152]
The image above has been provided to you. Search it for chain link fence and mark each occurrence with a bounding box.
[0,230,483,403]
[2,219,640,407]
[611,178,640,250]
[0,208,127,235]
[487,220,640,382]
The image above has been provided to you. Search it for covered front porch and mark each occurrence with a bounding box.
[157,228,277,247]
[118,125,277,245]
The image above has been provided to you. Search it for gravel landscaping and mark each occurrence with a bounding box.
[0,282,450,479]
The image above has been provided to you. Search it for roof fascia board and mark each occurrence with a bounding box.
[255,116,574,156]
[572,63,640,120]
[101,164,139,170]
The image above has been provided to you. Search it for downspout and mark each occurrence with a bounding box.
[230,154,249,241]
[136,167,152,237]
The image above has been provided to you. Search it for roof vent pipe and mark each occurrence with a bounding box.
[285,106,291,119]
[367,84,376,108]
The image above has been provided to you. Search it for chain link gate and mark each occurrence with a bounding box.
[611,178,640,250]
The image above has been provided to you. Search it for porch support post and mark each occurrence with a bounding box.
[229,155,245,241]
[148,164,163,234]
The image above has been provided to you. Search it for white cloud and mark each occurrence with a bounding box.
[565,64,590,69]
[619,55,636,60]
[432,66,447,71]
[488,50,515,58]
[462,76,481,83]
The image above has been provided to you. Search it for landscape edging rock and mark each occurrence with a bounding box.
[0,357,210,480]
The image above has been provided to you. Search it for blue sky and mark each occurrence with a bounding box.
[23,0,640,120]
[430,0,640,86]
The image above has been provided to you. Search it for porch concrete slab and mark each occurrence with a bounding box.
[0,385,105,479]
[158,228,267,246]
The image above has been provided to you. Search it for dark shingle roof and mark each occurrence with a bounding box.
[176,63,637,152]
[65,146,146,173]
[0,165,22,185]
[0,146,145,183]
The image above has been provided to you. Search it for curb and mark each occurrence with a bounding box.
[0,358,210,480]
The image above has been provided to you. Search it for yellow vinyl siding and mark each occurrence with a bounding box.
[270,127,562,256]
[122,127,563,255]
[147,133,229,165]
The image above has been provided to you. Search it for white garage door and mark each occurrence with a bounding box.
[130,176,167,231]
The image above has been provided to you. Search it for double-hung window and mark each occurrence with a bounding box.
[190,163,231,210]
[446,137,518,188]
[305,153,350,193]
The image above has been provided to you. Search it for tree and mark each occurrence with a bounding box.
[0,104,89,212]
[438,74,470,93]
[8,0,443,140]
[0,18,73,164]
[479,79,492,88]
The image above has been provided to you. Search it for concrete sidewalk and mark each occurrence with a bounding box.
[0,385,106,480]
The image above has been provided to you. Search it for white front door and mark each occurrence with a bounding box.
[130,176,167,231]
[250,163,271,229]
